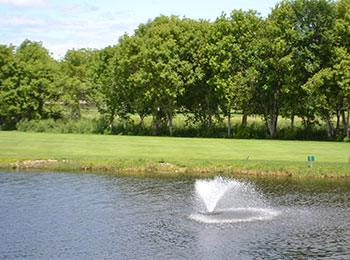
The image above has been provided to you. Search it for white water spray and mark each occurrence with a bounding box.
[195,177,236,213]
[190,177,280,224]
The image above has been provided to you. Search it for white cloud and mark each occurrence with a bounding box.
[38,14,137,59]
[113,9,135,20]
[0,0,49,8]
[0,15,44,26]
[0,1,164,58]
[59,3,98,13]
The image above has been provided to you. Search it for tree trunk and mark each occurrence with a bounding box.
[228,110,231,138]
[152,111,157,136]
[264,115,269,130]
[109,113,114,129]
[302,116,312,129]
[207,107,212,128]
[268,114,278,137]
[265,101,278,137]
[139,113,145,129]
[325,117,334,138]
[242,113,247,126]
[347,104,350,139]
[167,113,173,137]
[71,102,81,120]
[307,116,312,128]
[341,110,347,137]
[342,101,350,139]
[301,116,306,128]
[290,114,294,129]
[336,111,340,135]
[153,106,165,136]
[157,108,162,135]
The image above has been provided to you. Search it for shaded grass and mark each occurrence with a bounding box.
[16,111,340,141]
[1,131,349,178]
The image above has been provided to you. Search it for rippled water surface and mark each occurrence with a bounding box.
[1,171,350,259]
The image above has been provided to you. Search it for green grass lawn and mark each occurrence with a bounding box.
[1,131,349,177]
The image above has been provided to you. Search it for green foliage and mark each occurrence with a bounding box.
[15,114,340,142]
[2,1,350,141]
[0,40,62,129]
[16,117,110,134]
[91,45,129,128]
[60,48,96,119]
[207,10,263,137]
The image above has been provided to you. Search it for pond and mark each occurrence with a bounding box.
[0,171,349,259]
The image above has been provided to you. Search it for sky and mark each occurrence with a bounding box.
[0,0,280,59]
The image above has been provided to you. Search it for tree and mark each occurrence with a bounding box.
[334,0,350,139]
[303,67,339,138]
[117,33,153,129]
[0,40,61,128]
[333,47,350,139]
[208,10,263,137]
[291,0,337,129]
[91,46,130,128]
[179,19,221,129]
[0,44,16,127]
[262,0,297,137]
[130,16,195,136]
[237,1,296,137]
[61,48,95,119]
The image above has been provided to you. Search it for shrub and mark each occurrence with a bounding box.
[275,128,297,140]
[12,116,348,142]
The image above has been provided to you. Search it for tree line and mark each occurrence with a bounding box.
[1,0,350,140]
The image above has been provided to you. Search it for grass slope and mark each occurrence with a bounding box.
[1,131,350,177]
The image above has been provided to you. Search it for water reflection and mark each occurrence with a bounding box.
[0,171,350,259]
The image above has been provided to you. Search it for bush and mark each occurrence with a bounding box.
[17,119,58,133]
[12,117,349,142]
[16,118,110,134]
[231,123,267,139]
[275,128,297,140]
[294,126,328,141]
[234,125,252,139]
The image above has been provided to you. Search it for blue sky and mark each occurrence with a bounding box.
[0,0,280,59]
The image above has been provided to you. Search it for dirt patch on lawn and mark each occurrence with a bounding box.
[10,159,59,169]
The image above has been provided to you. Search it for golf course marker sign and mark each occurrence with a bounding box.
[307,156,315,168]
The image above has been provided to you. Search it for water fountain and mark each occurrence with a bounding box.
[189,177,279,224]
[195,177,236,213]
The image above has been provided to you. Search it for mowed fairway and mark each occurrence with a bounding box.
[1,131,349,165]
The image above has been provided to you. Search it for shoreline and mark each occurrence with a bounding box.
[2,158,350,179]
[1,131,349,179]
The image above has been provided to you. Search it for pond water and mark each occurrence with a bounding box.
[0,171,349,260]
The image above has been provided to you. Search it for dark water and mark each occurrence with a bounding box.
[0,171,349,260]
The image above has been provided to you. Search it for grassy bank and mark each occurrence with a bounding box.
[1,131,349,178]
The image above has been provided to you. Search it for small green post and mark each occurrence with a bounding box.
[308,156,315,168]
